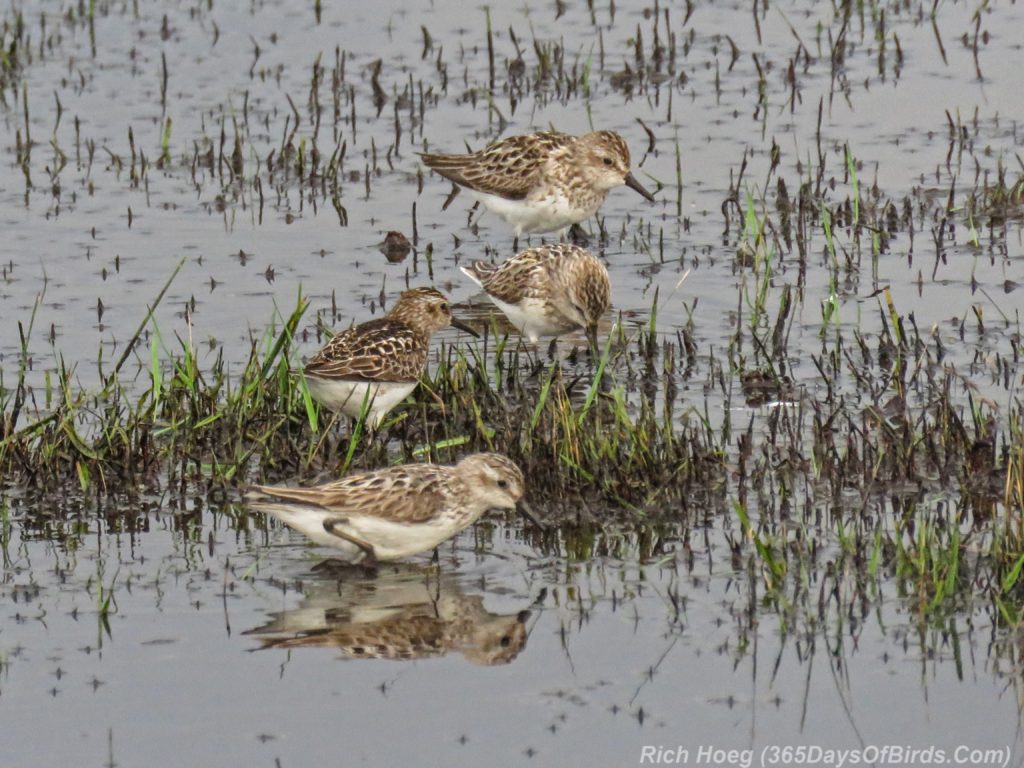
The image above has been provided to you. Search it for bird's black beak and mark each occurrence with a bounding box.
[624,172,655,202]
[451,317,480,337]
[517,500,545,532]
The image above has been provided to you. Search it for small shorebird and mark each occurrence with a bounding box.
[461,243,611,345]
[420,130,654,238]
[246,453,530,564]
[303,287,473,428]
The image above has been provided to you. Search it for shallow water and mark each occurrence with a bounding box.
[2,0,1024,766]
[3,511,1022,766]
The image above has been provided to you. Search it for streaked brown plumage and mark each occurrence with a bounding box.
[254,609,529,665]
[461,243,611,344]
[422,132,575,201]
[305,287,450,382]
[302,287,470,427]
[245,453,527,563]
[421,130,654,236]
[247,580,531,666]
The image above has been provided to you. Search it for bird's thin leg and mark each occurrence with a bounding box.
[518,339,544,376]
[467,200,482,230]
[311,557,356,575]
[309,411,340,464]
[361,413,390,456]
[417,378,447,419]
[322,518,378,566]
[567,223,589,244]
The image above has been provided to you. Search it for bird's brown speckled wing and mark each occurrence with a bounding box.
[304,318,427,382]
[420,131,573,200]
[468,244,575,304]
[253,614,449,659]
[250,465,449,524]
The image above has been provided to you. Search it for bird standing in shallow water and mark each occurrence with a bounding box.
[245,453,530,565]
[302,287,474,429]
[461,243,611,346]
[420,130,655,240]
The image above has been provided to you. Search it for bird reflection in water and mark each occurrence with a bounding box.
[245,565,531,666]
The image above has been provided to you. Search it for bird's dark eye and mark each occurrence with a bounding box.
[602,157,614,166]
[500,636,511,648]
[440,302,449,312]
[497,479,509,489]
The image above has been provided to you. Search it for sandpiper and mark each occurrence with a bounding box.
[461,243,611,344]
[420,130,654,238]
[246,453,529,564]
[302,287,473,428]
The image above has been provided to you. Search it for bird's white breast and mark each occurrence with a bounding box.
[473,190,595,236]
[305,378,417,426]
[489,296,574,343]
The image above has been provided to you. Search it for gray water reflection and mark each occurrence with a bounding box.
[1,509,1022,766]
[246,565,531,666]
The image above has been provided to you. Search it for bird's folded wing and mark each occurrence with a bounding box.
[304,320,426,382]
[250,469,447,524]
[421,132,569,200]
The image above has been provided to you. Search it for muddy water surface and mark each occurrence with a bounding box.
[2,0,1024,766]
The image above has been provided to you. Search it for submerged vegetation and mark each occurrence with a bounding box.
[0,0,1023,702]
[2,200,1023,635]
